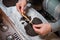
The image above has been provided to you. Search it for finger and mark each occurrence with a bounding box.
[33,26,43,35]
[33,24,42,28]
[16,3,21,13]
[21,5,26,14]
[33,24,44,35]
[33,25,41,32]
[21,5,24,13]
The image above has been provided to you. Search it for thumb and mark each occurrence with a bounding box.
[21,6,24,13]
[33,24,42,34]
[33,24,43,31]
[21,5,26,14]
[33,24,42,28]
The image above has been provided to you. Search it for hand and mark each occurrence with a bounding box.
[16,0,27,14]
[33,23,51,36]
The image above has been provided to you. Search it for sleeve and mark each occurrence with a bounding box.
[50,20,60,32]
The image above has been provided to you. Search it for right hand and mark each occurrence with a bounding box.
[16,0,27,14]
[33,23,51,36]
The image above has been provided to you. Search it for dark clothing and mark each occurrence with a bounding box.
[3,0,18,7]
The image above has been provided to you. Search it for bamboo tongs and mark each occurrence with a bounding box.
[21,13,32,24]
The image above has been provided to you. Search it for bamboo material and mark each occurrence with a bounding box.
[21,13,33,24]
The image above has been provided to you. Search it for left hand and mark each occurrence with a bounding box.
[33,23,51,36]
[16,0,27,14]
